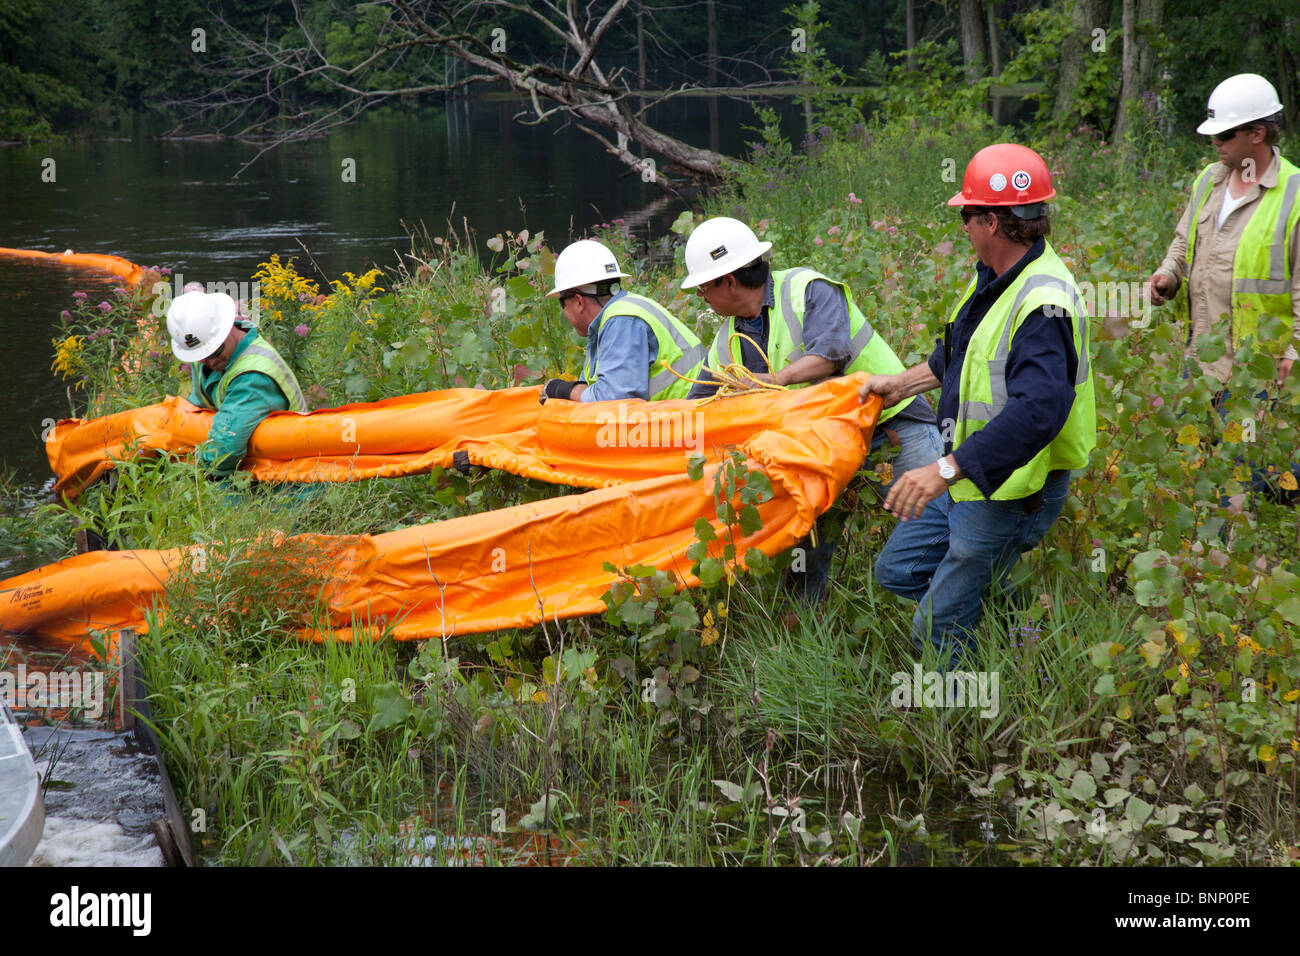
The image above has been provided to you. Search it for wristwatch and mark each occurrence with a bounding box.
[936,455,957,484]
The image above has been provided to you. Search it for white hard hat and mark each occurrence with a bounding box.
[680,217,772,289]
[167,290,236,362]
[547,239,630,297]
[1197,73,1284,135]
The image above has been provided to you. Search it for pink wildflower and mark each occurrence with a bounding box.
[848,193,863,205]
[828,226,841,237]
[97,301,113,313]
[294,324,310,338]
[72,291,87,300]
[813,237,824,247]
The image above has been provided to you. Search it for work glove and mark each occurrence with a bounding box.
[540,379,579,403]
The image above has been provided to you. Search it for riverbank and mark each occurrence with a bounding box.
[13,109,1300,865]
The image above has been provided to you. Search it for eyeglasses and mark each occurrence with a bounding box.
[1211,124,1258,143]
[959,207,992,224]
[558,291,579,304]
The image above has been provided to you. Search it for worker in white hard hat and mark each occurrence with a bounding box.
[1149,73,1299,386]
[1147,73,1300,505]
[541,239,705,402]
[166,288,307,478]
[680,216,942,602]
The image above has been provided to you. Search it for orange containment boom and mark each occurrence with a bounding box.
[7,381,882,649]
[50,383,864,499]
[0,247,145,287]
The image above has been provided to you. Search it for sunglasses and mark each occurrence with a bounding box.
[959,207,992,224]
[558,290,579,304]
[1211,124,1259,142]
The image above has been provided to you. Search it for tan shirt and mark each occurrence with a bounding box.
[1155,147,1300,383]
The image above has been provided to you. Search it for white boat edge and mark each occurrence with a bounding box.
[0,699,45,867]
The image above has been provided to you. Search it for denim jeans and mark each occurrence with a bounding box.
[1212,387,1300,505]
[874,469,1071,666]
[793,418,946,602]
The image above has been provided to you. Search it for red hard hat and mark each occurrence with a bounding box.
[948,143,1056,209]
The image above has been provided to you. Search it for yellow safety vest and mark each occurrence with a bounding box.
[582,293,706,401]
[1185,155,1300,343]
[191,333,307,412]
[705,268,909,421]
[948,242,1095,501]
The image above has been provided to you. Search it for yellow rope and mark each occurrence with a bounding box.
[661,331,787,402]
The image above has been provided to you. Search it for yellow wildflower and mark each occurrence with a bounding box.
[51,335,85,380]
[1284,689,1300,703]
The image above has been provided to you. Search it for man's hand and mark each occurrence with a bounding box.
[1278,357,1294,384]
[1147,272,1176,307]
[883,461,949,521]
[859,373,908,409]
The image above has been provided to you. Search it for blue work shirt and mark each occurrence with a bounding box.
[579,291,661,402]
[686,274,934,425]
[188,326,291,478]
[928,237,1078,499]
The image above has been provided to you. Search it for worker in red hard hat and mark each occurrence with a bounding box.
[860,143,1096,665]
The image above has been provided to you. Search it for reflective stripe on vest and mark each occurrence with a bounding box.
[581,293,705,401]
[948,241,1096,502]
[772,268,877,366]
[955,273,1089,423]
[1185,157,1300,341]
[216,340,308,412]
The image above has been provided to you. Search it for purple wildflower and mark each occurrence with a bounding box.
[72,291,87,300]
[97,301,113,313]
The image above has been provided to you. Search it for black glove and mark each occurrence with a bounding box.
[541,379,578,402]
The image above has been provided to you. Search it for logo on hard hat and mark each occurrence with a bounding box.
[604,263,617,273]
[988,173,1007,192]
[709,245,728,261]
[1207,108,1216,118]
[1011,170,1032,190]
[184,334,201,348]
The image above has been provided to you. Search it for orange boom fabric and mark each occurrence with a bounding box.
[0,247,144,286]
[7,381,881,650]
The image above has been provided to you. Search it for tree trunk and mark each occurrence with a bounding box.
[958,0,987,82]
[988,2,1002,123]
[706,0,717,88]
[1052,0,1111,128]
[637,5,646,90]
[906,0,916,71]
[1114,0,1163,146]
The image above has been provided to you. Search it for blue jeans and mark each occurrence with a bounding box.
[1212,387,1300,505]
[874,470,1071,666]
[794,418,946,602]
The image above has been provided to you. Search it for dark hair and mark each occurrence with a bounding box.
[730,257,770,289]
[1260,116,1281,146]
[990,208,1051,245]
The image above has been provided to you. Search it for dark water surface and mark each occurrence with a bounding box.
[1,97,792,482]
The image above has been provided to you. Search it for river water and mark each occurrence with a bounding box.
[1,96,790,484]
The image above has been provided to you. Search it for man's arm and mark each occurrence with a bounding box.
[197,371,290,478]
[949,307,1077,498]
[578,316,657,402]
[858,360,941,409]
[1148,188,1199,304]
[773,280,851,386]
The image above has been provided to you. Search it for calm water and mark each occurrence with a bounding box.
[1,97,794,482]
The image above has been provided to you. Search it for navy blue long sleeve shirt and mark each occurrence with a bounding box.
[928,237,1078,499]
